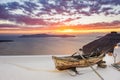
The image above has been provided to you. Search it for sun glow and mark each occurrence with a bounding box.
[54,28,79,34]
[61,29,75,33]
[0,27,120,34]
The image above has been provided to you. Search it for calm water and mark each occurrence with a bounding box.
[0,33,105,55]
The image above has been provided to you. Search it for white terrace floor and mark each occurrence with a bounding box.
[0,47,120,80]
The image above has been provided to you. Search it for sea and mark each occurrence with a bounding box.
[0,33,105,55]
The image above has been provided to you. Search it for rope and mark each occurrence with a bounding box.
[79,52,104,80]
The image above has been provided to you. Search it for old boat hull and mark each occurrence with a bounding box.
[52,53,105,70]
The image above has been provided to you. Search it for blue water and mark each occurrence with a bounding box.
[0,33,105,55]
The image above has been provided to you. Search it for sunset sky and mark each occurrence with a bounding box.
[0,0,120,34]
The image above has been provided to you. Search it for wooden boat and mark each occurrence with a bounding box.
[52,32,120,71]
[52,53,105,70]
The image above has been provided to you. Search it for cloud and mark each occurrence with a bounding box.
[0,0,120,30]
[90,20,120,27]
[0,24,20,29]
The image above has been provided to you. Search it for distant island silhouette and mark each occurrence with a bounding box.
[0,40,13,42]
[20,34,76,38]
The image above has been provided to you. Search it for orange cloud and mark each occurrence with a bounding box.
[0,24,120,34]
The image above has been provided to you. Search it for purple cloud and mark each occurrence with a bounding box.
[0,0,120,29]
